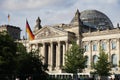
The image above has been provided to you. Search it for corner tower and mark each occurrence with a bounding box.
[70,9,82,27]
[34,17,42,33]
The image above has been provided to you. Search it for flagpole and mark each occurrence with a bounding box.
[24,19,27,48]
[8,14,10,25]
[25,19,27,40]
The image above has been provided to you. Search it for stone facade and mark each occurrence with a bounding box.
[82,28,120,73]
[22,9,120,74]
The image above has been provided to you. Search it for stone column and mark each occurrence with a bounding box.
[64,41,69,67]
[56,41,61,70]
[48,43,51,70]
[50,42,53,70]
[38,43,42,56]
[63,43,65,66]
[42,43,45,64]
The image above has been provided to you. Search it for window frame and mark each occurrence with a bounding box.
[101,42,107,50]
[111,41,116,50]
[93,44,97,51]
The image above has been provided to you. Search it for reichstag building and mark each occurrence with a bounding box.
[22,9,120,74]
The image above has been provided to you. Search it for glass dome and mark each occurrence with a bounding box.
[80,10,113,29]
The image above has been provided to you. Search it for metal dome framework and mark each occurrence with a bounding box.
[80,10,113,30]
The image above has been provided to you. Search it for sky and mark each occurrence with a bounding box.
[0,0,120,38]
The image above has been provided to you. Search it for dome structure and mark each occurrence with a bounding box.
[80,10,113,29]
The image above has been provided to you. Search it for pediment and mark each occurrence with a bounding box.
[35,27,67,39]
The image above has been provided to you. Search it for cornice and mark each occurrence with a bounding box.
[82,28,120,37]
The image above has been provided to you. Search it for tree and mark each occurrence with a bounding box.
[16,42,27,54]
[64,41,87,73]
[0,31,17,79]
[0,32,49,80]
[15,49,48,80]
[94,48,111,78]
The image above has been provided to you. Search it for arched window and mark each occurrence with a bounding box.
[111,54,117,67]
[93,55,98,64]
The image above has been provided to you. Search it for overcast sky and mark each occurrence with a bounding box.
[0,0,120,38]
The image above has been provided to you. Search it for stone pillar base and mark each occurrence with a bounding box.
[48,66,54,71]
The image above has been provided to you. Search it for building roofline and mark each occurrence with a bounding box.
[0,24,21,31]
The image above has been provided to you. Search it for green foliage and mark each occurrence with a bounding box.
[0,32,48,80]
[94,48,111,76]
[16,43,26,54]
[0,32,17,79]
[0,32,16,80]
[64,41,87,73]
[15,49,48,80]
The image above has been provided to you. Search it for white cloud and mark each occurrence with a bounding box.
[77,0,118,4]
[0,0,55,10]
[0,0,76,11]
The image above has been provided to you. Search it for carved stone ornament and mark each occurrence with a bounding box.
[36,27,59,39]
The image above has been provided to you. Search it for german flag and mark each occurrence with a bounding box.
[26,20,34,40]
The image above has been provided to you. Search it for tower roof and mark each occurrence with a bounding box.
[36,17,41,23]
[70,9,82,26]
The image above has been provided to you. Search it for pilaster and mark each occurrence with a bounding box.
[117,38,120,66]
[89,41,92,69]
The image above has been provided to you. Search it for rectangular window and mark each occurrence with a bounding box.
[85,45,88,52]
[102,43,106,50]
[111,42,116,50]
[93,44,97,51]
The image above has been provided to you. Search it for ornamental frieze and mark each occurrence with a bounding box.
[35,27,59,39]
